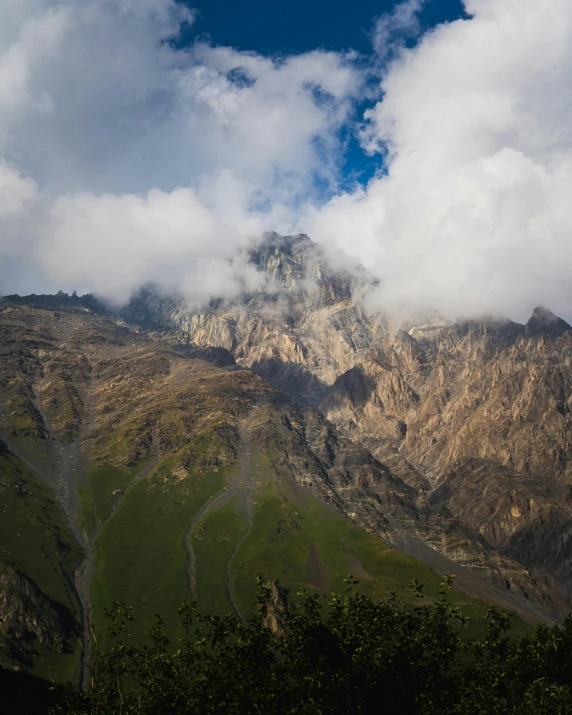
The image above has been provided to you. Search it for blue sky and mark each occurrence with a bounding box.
[181,0,466,55]
[178,0,469,184]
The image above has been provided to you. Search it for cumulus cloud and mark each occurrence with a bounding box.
[304,0,572,321]
[2,0,572,323]
[0,0,361,303]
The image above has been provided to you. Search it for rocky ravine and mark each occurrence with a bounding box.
[122,232,572,620]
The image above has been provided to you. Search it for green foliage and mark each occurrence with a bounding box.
[90,466,225,644]
[45,577,572,715]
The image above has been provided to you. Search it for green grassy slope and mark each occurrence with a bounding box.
[194,452,498,631]
[0,443,83,681]
[78,465,135,538]
[88,463,225,642]
[81,425,525,649]
[85,448,497,646]
[192,497,249,616]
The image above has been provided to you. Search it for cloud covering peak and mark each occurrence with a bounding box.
[1,0,572,321]
[306,0,572,321]
[0,0,361,301]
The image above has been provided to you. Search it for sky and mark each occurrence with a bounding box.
[181,0,468,185]
[1,0,572,322]
[181,0,465,55]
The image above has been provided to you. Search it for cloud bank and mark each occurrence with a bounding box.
[1,0,572,322]
[0,0,360,302]
[305,0,572,321]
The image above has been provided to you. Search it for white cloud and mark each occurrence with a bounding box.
[0,0,361,303]
[304,0,572,322]
[0,162,37,218]
[372,0,427,62]
[2,0,572,323]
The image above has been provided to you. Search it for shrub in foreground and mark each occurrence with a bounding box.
[44,577,572,714]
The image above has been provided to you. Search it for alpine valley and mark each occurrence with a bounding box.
[2,232,572,683]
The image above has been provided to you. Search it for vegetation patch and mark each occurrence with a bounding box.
[191,497,249,616]
[42,579,572,715]
[90,464,225,644]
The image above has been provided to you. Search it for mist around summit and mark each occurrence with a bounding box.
[1,0,572,322]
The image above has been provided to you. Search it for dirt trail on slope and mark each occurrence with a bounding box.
[184,409,260,618]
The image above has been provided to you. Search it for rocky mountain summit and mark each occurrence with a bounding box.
[122,233,572,620]
[125,233,382,405]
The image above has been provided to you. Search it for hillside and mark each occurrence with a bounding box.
[122,233,572,621]
[0,443,82,681]
[0,299,503,680]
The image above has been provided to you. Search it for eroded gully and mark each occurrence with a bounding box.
[184,412,259,619]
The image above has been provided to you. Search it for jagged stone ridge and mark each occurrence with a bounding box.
[5,235,572,625]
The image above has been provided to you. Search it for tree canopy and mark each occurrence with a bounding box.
[11,576,572,714]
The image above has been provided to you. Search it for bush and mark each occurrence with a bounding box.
[46,576,572,714]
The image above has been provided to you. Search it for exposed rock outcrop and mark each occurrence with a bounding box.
[118,233,572,620]
[0,566,67,670]
[261,580,288,635]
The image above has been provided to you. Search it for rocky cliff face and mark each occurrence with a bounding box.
[124,233,383,405]
[119,234,572,620]
[322,316,572,480]
[0,566,67,671]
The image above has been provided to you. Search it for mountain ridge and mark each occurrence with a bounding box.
[1,298,516,681]
[4,233,572,681]
[109,233,572,620]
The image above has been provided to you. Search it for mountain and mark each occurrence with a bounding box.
[0,298,501,681]
[124,232,380,406]
[4,232,572,681]
[123,233,572,620]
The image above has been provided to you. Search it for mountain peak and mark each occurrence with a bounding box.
[525,305,571,338]
[248,232,353,303]
[258,232,313,253]
[248,233,315,272]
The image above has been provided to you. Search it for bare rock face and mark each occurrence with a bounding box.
[312,314,572,616]
[124,233,383,406]
[261,580,288,635]
[0,566,66,670]
[119,233,572,620]
[429,459,572,603]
